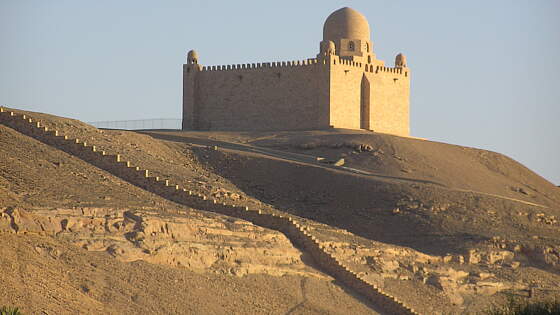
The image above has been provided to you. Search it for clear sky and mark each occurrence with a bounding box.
[1,1,559,184]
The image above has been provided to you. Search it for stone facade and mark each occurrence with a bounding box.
[182,7,410,137]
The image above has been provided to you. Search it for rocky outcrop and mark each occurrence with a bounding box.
[316,239,523,307]
[0,207,320,278]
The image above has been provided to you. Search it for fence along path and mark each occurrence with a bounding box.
[0,107,419,315]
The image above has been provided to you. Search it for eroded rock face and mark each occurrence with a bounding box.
[319,238,524,308]
[0,207,324,278]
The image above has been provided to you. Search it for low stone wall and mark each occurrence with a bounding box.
[0,107,419,315]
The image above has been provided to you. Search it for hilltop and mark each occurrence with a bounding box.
[1,108,559,314]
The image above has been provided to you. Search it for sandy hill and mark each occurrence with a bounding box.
[1,108,559,314]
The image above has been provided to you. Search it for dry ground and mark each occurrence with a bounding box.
[145,129,560,256]
[1,108,559,314]
[1,234,374,315]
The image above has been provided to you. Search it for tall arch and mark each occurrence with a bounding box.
[360,74,370,130]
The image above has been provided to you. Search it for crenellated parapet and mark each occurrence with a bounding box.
[373,65,408,76]
[194,56,408,76]
[331,56,365,68]
[329,56,409,77]
[198,58,326,72]
[194,55,407,76]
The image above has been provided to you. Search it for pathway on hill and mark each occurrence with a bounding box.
[139,132,447,185]
[141,131,548,209]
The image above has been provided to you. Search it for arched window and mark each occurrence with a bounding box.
[348,41,355,51]
[365,43,369,52]
[368,56,371,64]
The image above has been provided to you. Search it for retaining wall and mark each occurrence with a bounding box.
[0,107,419,315]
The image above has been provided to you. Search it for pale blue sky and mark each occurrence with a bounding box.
[1,1,559,184]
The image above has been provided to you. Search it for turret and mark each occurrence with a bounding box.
[319,40,336,57]
[183,50,201,130]
[187,50,199,65]
[395,53,407,68]
[326,40,336,55]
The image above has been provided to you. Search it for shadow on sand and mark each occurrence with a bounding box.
[140,131,489,256]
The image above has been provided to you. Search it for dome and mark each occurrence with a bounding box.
[323,7,371,43]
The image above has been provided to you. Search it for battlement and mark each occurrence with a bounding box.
[195,56,407,77]
[190,55,408,76]
[332,57,364,68]
[329,57,408,77]
[373,65,408,76]
[199,58,326,72]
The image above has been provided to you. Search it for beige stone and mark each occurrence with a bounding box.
[467,249,482,264]
[487,250,515,264]
[333,158,345,166]
[2,207,322,278]
[478,272,494,280]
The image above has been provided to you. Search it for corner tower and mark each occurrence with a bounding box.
[322,7,410,136]
[182,50,201,130]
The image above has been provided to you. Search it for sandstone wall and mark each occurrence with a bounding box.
[184,57,410,136]
[326,58,410,136]
[329,59,364,129]
[182,64,198,130]
[366,66,410,136]
[186,60,330,131]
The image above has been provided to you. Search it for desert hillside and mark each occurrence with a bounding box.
[1,107,559,314]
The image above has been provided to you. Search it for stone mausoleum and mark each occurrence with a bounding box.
[182,7,410,136]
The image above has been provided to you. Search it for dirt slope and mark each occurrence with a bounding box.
[1,108,559,314]
[151,129,559,207]
[0,112,376,314]
[0,233,374,315]
[145,129,559,255]
[144,129,560,312]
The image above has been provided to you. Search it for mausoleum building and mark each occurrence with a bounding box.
[182,7,410,136]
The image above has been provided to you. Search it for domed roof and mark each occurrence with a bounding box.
[187,50,198,59]
[395,53,407,67]
[323,7,371,43]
